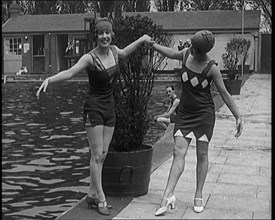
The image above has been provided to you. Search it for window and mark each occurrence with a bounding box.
[5,37,22,55]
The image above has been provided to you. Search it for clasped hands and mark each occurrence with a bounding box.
[141,34,155,48]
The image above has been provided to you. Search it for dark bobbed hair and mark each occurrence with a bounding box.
[165,85,175,91]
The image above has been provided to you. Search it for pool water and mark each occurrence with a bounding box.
[2,82,167,220]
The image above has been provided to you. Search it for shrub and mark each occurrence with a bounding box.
[110,14,172,151]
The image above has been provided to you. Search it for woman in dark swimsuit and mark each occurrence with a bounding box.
[150,30,243,216]
[36,17,152,216]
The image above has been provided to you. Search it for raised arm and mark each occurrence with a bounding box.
[115,34,152,58]
[152,43,185,60]
[209,65,243,138]
[36,54,92,97]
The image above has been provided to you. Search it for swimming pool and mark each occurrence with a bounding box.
[2,81,167,219]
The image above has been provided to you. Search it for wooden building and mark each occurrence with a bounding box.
[2,2,261,75]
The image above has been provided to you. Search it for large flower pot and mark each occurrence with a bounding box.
[102,144,153,197]
[223,79,242,95]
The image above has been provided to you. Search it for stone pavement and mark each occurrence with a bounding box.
[113,73,271,219]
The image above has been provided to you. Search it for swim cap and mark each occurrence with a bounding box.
[95,18,113,32]
[191,30,215,54]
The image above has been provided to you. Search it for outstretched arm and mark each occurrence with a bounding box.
[209,65,243,138]
[36,54,92,97]
[152,43,185,60]
[115,34,152,58]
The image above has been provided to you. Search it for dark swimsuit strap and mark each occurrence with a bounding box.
[183,48,216,77]
[201,60,217,77]
[89,45,118,70]
[183,49,190,65]
[109,46,119,64]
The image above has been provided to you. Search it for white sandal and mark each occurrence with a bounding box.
[155,195,176,216]
[194,198,204,213]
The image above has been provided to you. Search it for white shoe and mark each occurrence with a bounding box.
[194,198,203,213]
[155,195,176,216]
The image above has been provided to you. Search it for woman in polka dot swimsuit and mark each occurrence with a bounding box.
[150,30,243,216]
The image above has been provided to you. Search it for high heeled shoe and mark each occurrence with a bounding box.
[97,200,110,216]
[86,196,112,209]
[86,196,98,209]
[194,198,204,213]
[155,195,176,216]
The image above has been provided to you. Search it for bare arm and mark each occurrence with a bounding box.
[115,34,152,58]
[209,65,243,138]
[36,54,92,97]
[152,43,185,60]
[160,99,180,118]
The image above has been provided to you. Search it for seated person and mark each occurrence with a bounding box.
[154,85,180,129]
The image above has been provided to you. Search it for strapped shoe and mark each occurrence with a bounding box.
[98,201,110,216]
[155,195,176,216]
[86,196,98,209]
[194,198,204,213]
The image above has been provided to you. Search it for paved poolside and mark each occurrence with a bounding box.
[57,73,271,219]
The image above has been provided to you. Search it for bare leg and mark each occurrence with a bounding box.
[156,117,170,129]
[195,140,209,200]
[86,126,106,202]
[160,136,191,206]
[98,126,114,201]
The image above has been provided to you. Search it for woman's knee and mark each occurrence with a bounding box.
[173,142,187,159]
[196,149,208,162]
[196,141,209,162]
[90,153,103,164]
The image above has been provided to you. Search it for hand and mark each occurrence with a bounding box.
[141,34,155,46]
[36,78,50,99]
[141,34,152,43]
[235,117,243,138]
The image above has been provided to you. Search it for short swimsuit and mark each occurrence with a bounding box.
[174,49,216,142]
[83,45,120,127]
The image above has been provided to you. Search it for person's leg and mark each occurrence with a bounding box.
[194,140,209,208]
[160,136,191,206]
[156,117,170,129]
[86,126,105,202]
[98,126,114,202]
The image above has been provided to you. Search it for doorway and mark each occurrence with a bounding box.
[32,35,45,73]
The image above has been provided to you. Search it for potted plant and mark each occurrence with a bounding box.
[221,37,243,95]
[102,15,171,197]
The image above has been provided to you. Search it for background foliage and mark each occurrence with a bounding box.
[222,37,251,79]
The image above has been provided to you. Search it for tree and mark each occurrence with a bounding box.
[2,1,10,24]
[154,0,176,11]
[246,0,271,33]
[122,0,150,12]
[179,0,242,11]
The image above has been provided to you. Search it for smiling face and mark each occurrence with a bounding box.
[97,29,112,48]
[95,18,113,49]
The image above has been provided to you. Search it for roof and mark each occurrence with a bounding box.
[126,10,261,32]
[2,10,260,34]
